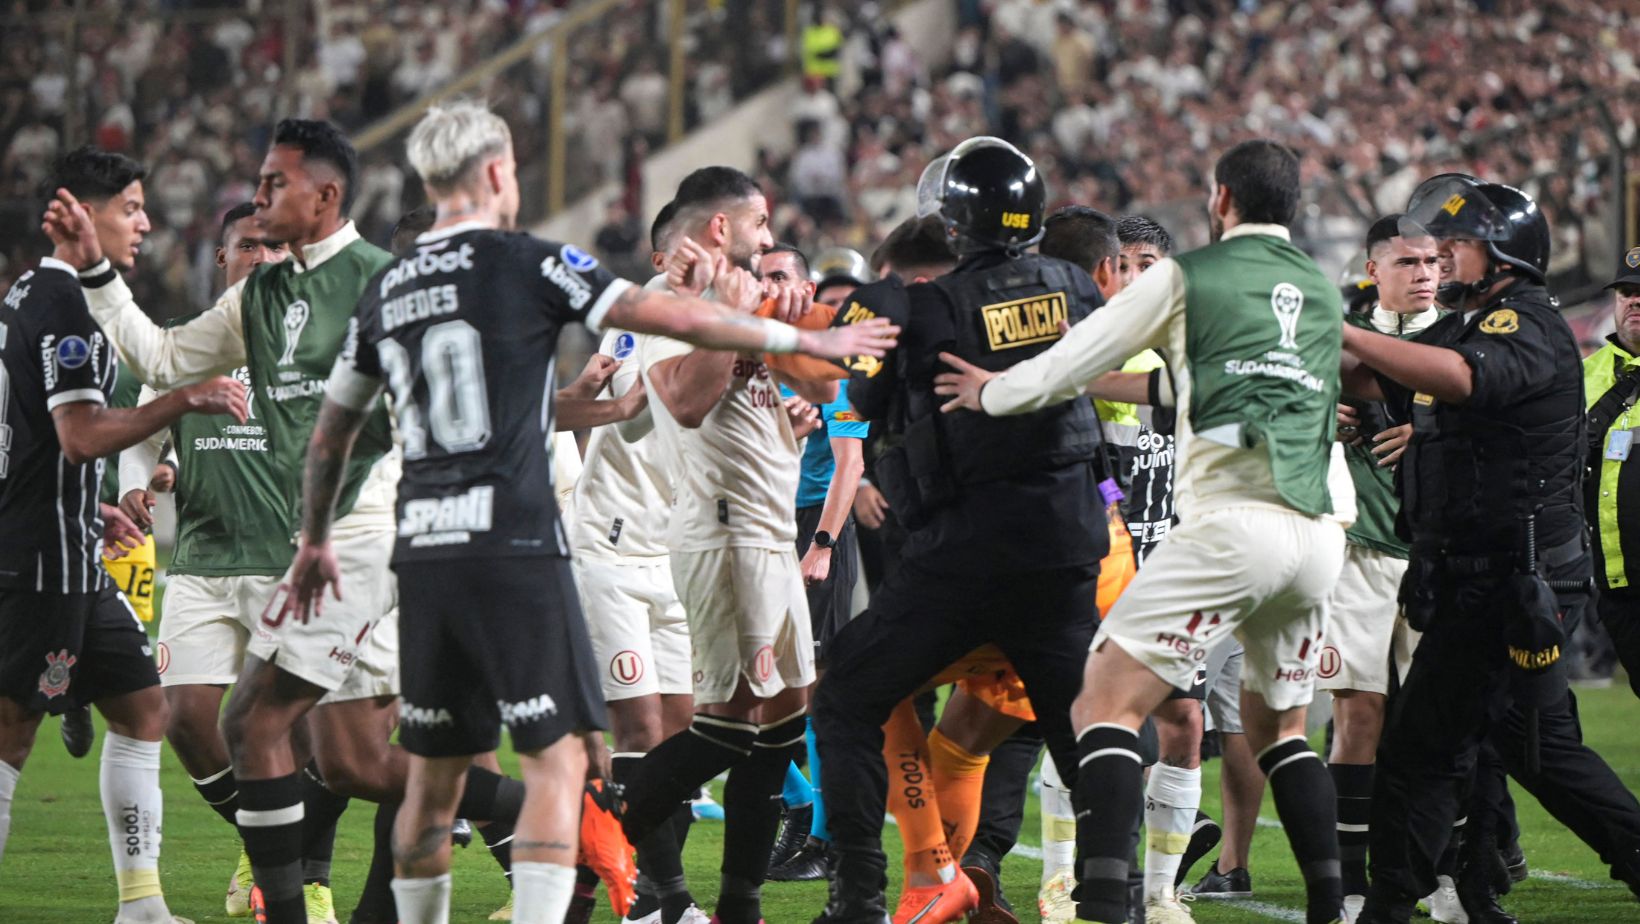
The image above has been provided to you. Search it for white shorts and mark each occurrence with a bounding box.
[1203,640,1244,735]
[1317,544,1408,695]
[247,521,400,701]
[576,555,693,701]
[157,573,282,686]
[1095,505,1347,712]
[672,547,815,706]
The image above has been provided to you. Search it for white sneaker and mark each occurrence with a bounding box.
[1038,868,1076,923]
[622,908,661,924]
[1342,894,1366,923]
[676,906,712,924]
[1145,891,1197,924]
[1425,875,1469,924]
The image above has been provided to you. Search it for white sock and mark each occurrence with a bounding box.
[1038,755,1076,882]
[513,861,577,924]
[1143,764,1202,902]
[391,872,453,924]
[101,732,171,918]
[0,759,18,867]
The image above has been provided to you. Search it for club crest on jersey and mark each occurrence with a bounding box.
[278,300,311,366]
[561,244,599,272]
[612,332,636,361]
[56,335,91,370]
[38,648,75,698]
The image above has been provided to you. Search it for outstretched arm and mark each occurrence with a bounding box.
[1340,324,1469,403]
[936,260,1181,416]
[44,188,247,386]
[52,377,247,464]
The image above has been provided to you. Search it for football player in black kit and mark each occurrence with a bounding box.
[279,102,894,924]
[0,147,246,924]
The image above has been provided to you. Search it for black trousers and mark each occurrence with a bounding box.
[1368,574,1640,909]
[1594,586,1640,700]
[813,555,1098,891]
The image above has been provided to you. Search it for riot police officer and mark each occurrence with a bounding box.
[810,137,1109,924]
[1341,179,1640,923]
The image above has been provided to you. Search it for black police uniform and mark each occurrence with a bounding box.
[1365,277,1640,918]
[812,249,1109,908]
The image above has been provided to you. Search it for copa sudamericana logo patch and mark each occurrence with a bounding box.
[1479,308,1519,335]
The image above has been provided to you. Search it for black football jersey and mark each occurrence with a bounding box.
[0,259,119,592]
[340,225,632,562]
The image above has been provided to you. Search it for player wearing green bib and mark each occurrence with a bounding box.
[938,140,1356,924]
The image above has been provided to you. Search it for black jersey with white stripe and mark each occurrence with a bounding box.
[332,224,632,563]
[0,258,119,592]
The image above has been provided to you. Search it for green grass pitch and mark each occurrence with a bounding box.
[4,641,1636,921]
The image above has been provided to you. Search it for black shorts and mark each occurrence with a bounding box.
[1165,659,1209,701]
[0,585,160,715]
[795,506,860,658]
[395,556,608,758]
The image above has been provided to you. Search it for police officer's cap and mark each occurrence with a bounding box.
[1403,177,1550,283]
[1606,246,1640,291]
[916,136,1046,253]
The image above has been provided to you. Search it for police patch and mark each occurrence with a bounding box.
[980,291,1068,351]
[612,332,635,361]
[55,335,90,369]
[1478,308,1519,335]
[561,244,598,272]
[1626,246,1640,269]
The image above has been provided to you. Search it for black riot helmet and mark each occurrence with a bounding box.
[917,136,1046,255]
[1404,176,1551,303]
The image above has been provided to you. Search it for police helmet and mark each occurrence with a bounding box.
[1404,177,1550,284]
[810,246,870,289]
[916,136,1046,254]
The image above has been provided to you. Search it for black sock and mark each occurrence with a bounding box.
[458,766,527,824]
[352,801,399,923]
[299,760,349,887]
[1070,725,1144,924]
[236,774,306,923]
[717,711,806,924]
[614,753,693,920]
[192,765,241,828]
[673,798,696,847]
[480,819,516,880]
[624,716,757,842]
[1261,737,1342,924]
[1331,762,1374,897]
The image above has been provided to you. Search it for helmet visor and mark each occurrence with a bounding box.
[1402,178,1513,242]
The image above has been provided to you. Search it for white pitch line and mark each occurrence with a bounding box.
[1009,843,1308,922]
[1528,870,1617,890]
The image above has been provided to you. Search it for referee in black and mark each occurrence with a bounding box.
[811,137,1108,924]
[1342,178,1640,923]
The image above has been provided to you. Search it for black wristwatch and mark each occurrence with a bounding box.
[812,530,836,550]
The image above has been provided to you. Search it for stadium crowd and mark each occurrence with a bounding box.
[8,0,1639,323]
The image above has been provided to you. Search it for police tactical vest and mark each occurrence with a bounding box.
[911,253,1103,491]
[1402,284,1584,554]
[1174,234,1342,517]
[1581,337,1640,590]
